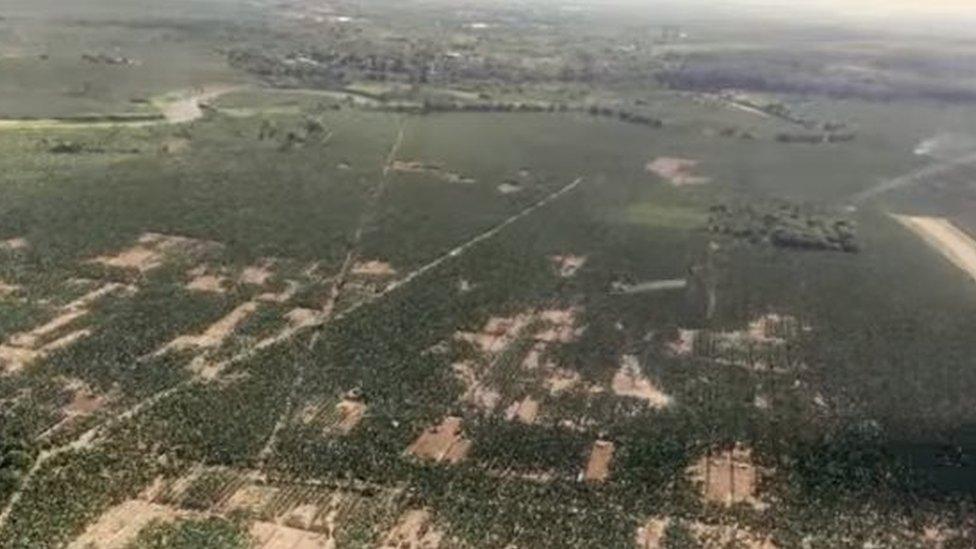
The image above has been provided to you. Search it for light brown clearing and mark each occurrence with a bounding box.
[405,416,471,464]
[458,278,474,293]
[221,484,279,516]
[549,254,587,278]
[534,307,584,344]
[637,517,777,549]
[504,396,540,424]
[545,367,581,394]
[380,509,444,549]
[667,329,698,357]
[894,215,976,283]
[239,261,275,286]
[90,233,219,273]
[612,354,672,408]
[455,313,533,355]
[1,283,127,373]
[334,398,366,434]
[186,273,228,293]
[350,260,397,277]
[160,85,241,124]
[250,521,334,549]
[390,160,442,173]
[0,280,21,297]
[257,280,301,303]
[161,301,259,352]
[285,308,322,328]
[0,237,28,251]
[688,445,765,509]
[68,499,183,549]
[687,521,778,549]
[583,440,615,482]
[520,342,547,370]
[645,157,711,186]
[635,517,669,548]
[452,360,502,412]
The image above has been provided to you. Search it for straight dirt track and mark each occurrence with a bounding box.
[893,214,976,283]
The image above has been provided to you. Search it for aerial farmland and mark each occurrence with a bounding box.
[1,0,976,547]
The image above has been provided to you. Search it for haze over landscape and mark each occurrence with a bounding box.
[1,0,975,547]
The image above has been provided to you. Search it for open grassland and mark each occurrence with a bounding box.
[0,83,975,547]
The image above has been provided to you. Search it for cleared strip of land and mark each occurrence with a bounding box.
[893,214,976,283]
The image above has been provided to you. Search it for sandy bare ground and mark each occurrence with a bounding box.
[893,215,976,284]
[334,398,367,434]
[405,416,471,464]
[350,260,397,277]
[68,499,183,549]
[1,283,130,374]
[637,517,778,549]
[452,360,502,412]
[549,254,587,278]
[0,237,28,251]
[583,440,615,482]
[456,313,534,355]
[251,521,334,549]
[90,232,220,274]
[160,301,259,353]
[612,355,672,408]
[646,157,711,186]
[239,261,276,286]
[380,509,443,549]
[534,307,584,344]
[157,85,242,124]
[688,445,765,509]
[0,279,21,297]
[504,396,540,424]
[186,273,229,294]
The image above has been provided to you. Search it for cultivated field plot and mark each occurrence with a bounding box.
[3,2,976,547]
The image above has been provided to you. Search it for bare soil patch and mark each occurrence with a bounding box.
[545,367,581,394]
[239,261,276,286]
[0,280,21,297]
[504,396,540,424]
[0,237,28,251]
[894,215,976,283]
[637,517,777,549]
[250,521,334,549]
[186,273,229,294]
[456,313,533,355]
[334,398,367,434]
[68,500,182,549]
[1,283,129,373]
[380,509,444,549]
[583,440,615,482]
[161,301,259,353]
[257,280,301,303]
[452,360,502,412]
[285,308,322,328]
[391,160,475,185]
[688,445,765,509]
[159,85,241,124]
[612,354,672,408]
[645,157,711,186]
[635,517,669,548]
[406,416,471,464]
[549,254,587,278]
[534,307,584,344]
[91,233,219,273]
[350,260,397,277]
[498,181,522,194]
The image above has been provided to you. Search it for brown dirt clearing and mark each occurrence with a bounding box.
[405,416,471,464]
[549,254,587,278]
[380,509,444,549]
[161,301,259,353]
[350,260,397,277]
[583,440,615,482]
[0,237,28,251]
[90,233,220,273]
[612,354,672,408]
[688,445,765,509]
[504,396,540,424]
[68,500,183,549]
[646,157,711,186]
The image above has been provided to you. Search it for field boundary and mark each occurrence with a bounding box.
[893,214,976,283]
